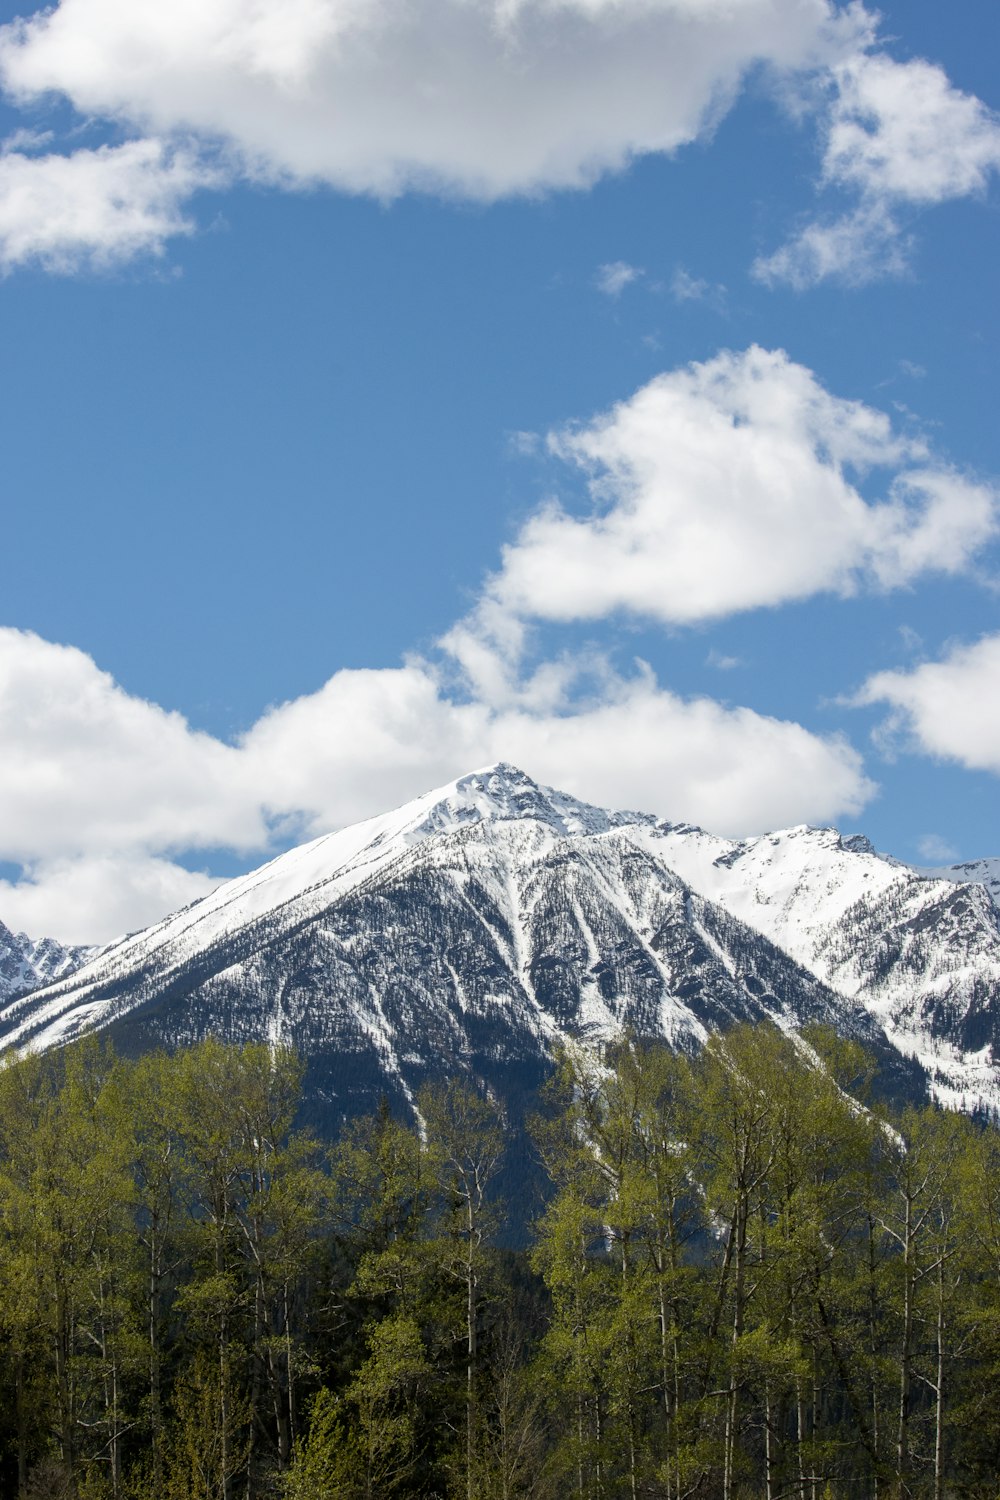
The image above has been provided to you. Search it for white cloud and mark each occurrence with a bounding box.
[596,260,642,297]
[0,628,267,863]
[0,138,216,272]
[824,53,1000,204]
[671,267,706,301]
[507,430,541,457]
[1,127,53,154]
[916,834,958,865]
[855,634,1000,776]
[241,654,874,841]
[0,2,993,281]
[0,857,219,948]
[754,200,909,288]
[1,346,995,943]
[0,627,874,943]
[758,52,1000,286]
[0,0,862,213]
[670,265,724,303]
[464,346,997,632]
[706,649,742,670]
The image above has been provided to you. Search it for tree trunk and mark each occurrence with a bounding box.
[933,1259,946,1500]
[466,1196,477,1500]
[897,1192,914,1496]
[16,1350,28,1498]
[724,1198,747,1500]
[764,1381,775,1500]
[868,1214,881,1500]
[796,1371,808,1500]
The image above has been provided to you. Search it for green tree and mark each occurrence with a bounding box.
[169,1039,320,1494]
[421,1079,505,1500]
[0,1042,141,1497]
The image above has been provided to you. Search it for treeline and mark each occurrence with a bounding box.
[1,1031,1000,1498]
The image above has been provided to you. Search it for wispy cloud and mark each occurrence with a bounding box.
[755,201,910,289]
[671,267,707,302]
[596,260,642,297]
[916,833,959,864]
[706,649,743,671]
[670,266,726,307]
[506,429,541,458]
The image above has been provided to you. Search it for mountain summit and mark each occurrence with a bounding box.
[1,764,998,1132]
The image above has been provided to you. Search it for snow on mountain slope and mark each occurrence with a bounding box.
[0,919,98,1005]
[0,763,995,1116]
[928,857,1000,909]
[638,822,1000,1107]
[0,766,643,1048]
[0,766,918,1126]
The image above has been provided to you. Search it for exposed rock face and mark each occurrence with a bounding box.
[4,763,998,1138]
[0,919,98,1005]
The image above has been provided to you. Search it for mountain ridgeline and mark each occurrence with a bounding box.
[2,764,1000,1133]
[0,919,97,1006]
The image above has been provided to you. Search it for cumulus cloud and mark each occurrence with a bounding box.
[758,53,1000,285]
[0,629,267,864]
[460,347,997,635]
[854,634,1000,775]
[0,628,873,943]
[0,0,878,265]
[0,0,853,204]
[0,0,991,279]
[4,344,994,944]
[0,857,219,948]
[242,656,874,840]
[0,139,216,272]
[825,54,1000,203]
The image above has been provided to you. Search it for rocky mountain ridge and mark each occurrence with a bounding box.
[0,919,98,1006]
[1,764,997,1127]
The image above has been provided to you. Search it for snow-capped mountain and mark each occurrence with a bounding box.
[0,919,99,1005]
[0,764,996,1132]
[635,822,1000,1108]
[929,856,1000,910]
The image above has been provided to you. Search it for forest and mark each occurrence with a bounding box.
[0,1026,999,1499]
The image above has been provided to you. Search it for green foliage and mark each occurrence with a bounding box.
[159,1349,252,1500]
[1,1025,1000,1499]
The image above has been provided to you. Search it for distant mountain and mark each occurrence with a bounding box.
[2,764,998,1139]
[641,822,1000,1109]
[928,855,1000,910]
[0,919,99,1006]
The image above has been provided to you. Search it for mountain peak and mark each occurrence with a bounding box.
[408,762,651,842]
[6,767,1000,1118]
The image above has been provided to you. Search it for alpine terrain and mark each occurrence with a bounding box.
[2,763,999,1134]
[0,920,97,1007]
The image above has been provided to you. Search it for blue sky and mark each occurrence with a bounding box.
[0,0,998,941]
